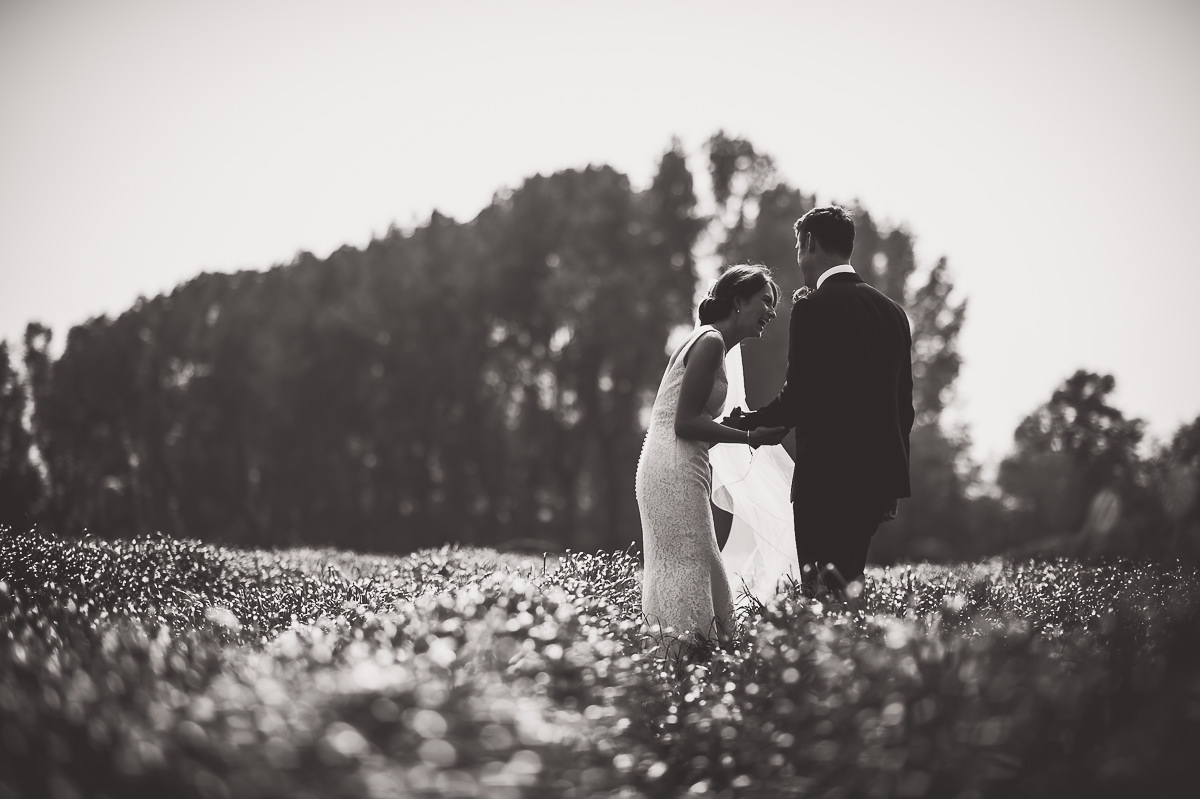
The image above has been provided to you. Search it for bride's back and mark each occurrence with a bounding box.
[644,326,728,440]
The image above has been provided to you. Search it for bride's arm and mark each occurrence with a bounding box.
[674,335,785,446]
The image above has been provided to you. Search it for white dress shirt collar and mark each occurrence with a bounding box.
[816,263,856,290]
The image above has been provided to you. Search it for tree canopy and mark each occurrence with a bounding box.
[4,134,1188,560]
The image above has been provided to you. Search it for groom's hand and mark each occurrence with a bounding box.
[720,405,748,429]
[720,407,755,430]
[880,498,898,523]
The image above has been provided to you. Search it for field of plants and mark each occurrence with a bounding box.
[1,528,1198,798]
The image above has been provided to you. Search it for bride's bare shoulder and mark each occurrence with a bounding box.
[682,330,725,367]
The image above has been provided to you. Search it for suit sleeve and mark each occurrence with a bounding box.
[746,298,818,429]
[899,309,915,450]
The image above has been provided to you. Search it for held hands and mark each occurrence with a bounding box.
[721,407,788,448]
[720,406,754,430]
[748,426,789,448]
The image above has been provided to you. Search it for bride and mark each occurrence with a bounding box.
[635,264,791,650]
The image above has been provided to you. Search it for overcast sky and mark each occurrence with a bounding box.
[2,0,1198,472]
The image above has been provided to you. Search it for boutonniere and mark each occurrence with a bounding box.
[792,286,814,303]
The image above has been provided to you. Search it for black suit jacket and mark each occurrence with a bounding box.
[740,272,915,504]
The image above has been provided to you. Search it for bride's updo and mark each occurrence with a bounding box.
[698,264,780,324]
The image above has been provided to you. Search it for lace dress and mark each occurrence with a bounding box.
[635,326,735,645]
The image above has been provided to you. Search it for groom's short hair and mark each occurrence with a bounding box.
[794,206,854,258]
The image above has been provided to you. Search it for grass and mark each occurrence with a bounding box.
[1,528,1198,798]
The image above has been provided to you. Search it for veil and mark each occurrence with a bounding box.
[712,342,801,604]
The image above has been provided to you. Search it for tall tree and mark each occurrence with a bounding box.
[20,149,703,553]
[0,341,42,526]
[998,370,1161,553]
[18,135,996,560]
[471,152,701,549]
[1154,415,1200,558]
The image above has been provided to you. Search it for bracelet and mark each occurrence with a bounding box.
[746,429,750,446]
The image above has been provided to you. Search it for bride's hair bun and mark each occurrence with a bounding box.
[698,294,734,324]
[697,264,781,325]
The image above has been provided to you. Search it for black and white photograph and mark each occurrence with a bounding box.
[2,1,1199,796]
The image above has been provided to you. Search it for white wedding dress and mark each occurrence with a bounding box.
[636,326,800,645]
[636,326,734,643]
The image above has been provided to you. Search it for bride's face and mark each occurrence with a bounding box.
[736,285,778,339]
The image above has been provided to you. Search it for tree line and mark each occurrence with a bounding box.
[1,133,1196,560]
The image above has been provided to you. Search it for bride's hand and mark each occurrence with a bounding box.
[748,426,789,448]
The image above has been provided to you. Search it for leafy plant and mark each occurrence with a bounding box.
[1,528,1197,797]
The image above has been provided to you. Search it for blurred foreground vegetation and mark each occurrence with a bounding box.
[2,529,1198,798]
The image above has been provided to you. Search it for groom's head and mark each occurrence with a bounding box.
[794,206,854,288]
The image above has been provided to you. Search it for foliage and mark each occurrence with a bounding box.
[8,132,994,561]
[998,370,1169,557]
[0,342,41,525]
[8,132,1195,563]
[1142,414,1200,560]
[2,529,1198,798]
[16,146,703,553]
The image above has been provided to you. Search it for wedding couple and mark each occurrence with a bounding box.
[635,205,915,645]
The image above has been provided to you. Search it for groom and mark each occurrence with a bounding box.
[725,206,915,591]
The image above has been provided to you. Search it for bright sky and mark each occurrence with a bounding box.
[2,0,1199,474]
